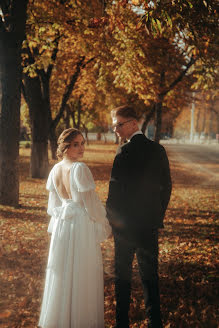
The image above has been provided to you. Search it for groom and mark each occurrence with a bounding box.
[106,105,172,328]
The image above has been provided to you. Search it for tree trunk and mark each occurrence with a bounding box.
[154,71,165,143]
[22,38,60,165]
[49,127,58,160]
[64,104,71,129]
[23,74,49,178]
[0,37,21,205]
[195,108,201,136]
[168,121,173,137]
[208,108,213,137]
[103,132,107,143]
[47,105,57,160]
[151,58,196,143]
[154,100,163,143]
[201,106,207,133]
[82,124,89,145]
[71,111,76,127]
[208,98,215,138]
[41,71,58,161]
[217,113,219,134]
[0,0,28,206]
[141,105,155,134]
[77,98,82,129]
[51,56,85,131]
[23,56,88,167]
[31,141,48,178]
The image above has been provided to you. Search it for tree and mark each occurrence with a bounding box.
[91,0,218,142]
[0,0,28,206]
[21,0,104,177]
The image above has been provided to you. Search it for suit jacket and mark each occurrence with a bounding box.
[106,134,172,246]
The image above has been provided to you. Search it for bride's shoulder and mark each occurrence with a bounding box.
[48,161,62,175]
[47,161,65,182]
[71,162,92,180]
[50,161,62,170]
[71,161,89,171]
[46,163,60,191]
[71,162,95,191]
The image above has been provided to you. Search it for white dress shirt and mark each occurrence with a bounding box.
[128,130,143,141]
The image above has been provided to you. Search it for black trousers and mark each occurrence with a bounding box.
[114,230,163,328]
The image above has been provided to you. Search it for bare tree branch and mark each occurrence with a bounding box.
[141,104,156,134]
[47,34,62,79]
[21,80,27,102]
[82,56,97,68]
[161,56,197,97]
[51,56,86,129]
[51,56,97,129]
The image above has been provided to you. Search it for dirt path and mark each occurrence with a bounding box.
[164,143,219,189]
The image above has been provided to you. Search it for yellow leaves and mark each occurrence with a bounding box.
[84,29,94,36]
[39,26,46,34]
[132,0,141,5]
[164,324,171,328]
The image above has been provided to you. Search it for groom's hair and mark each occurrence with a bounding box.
[112,105,139,120]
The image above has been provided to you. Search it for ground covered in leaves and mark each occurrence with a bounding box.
[0,142,218,328]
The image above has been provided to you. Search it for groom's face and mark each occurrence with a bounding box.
[113,115,135,140]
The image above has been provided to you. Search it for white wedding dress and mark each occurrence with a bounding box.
[38,161,111,328]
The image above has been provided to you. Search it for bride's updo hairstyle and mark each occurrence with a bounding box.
[57,128,83,160]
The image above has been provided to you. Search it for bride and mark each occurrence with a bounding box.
[38,128,111,328]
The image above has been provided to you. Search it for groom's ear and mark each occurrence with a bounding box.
[132,119,139,128]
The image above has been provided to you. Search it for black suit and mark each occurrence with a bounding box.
[106,134,172,328]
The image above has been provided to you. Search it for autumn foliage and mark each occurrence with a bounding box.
[0,142,218,327]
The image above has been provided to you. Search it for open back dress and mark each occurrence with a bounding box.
[38,161,111,328]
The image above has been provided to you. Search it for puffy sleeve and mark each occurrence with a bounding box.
[73,163,112,241]
[46,168,62,233]
[73,162,96,192]
[82,190,112,242]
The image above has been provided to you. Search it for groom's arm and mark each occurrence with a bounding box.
[106,148,132,230]
[160,146,172,217]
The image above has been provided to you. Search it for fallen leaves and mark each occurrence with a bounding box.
[0,143,218,327]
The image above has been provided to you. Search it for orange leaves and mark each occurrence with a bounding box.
[0,310,12,319]
[119,0,129,7]
[88,17,108,28]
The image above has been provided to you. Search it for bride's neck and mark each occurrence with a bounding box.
[62,157,75,165]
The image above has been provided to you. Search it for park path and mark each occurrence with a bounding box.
[164,143,219,190]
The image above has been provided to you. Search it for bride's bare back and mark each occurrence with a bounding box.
[53,163,73,199]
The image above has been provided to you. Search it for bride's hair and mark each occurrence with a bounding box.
[57,128,84,160]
